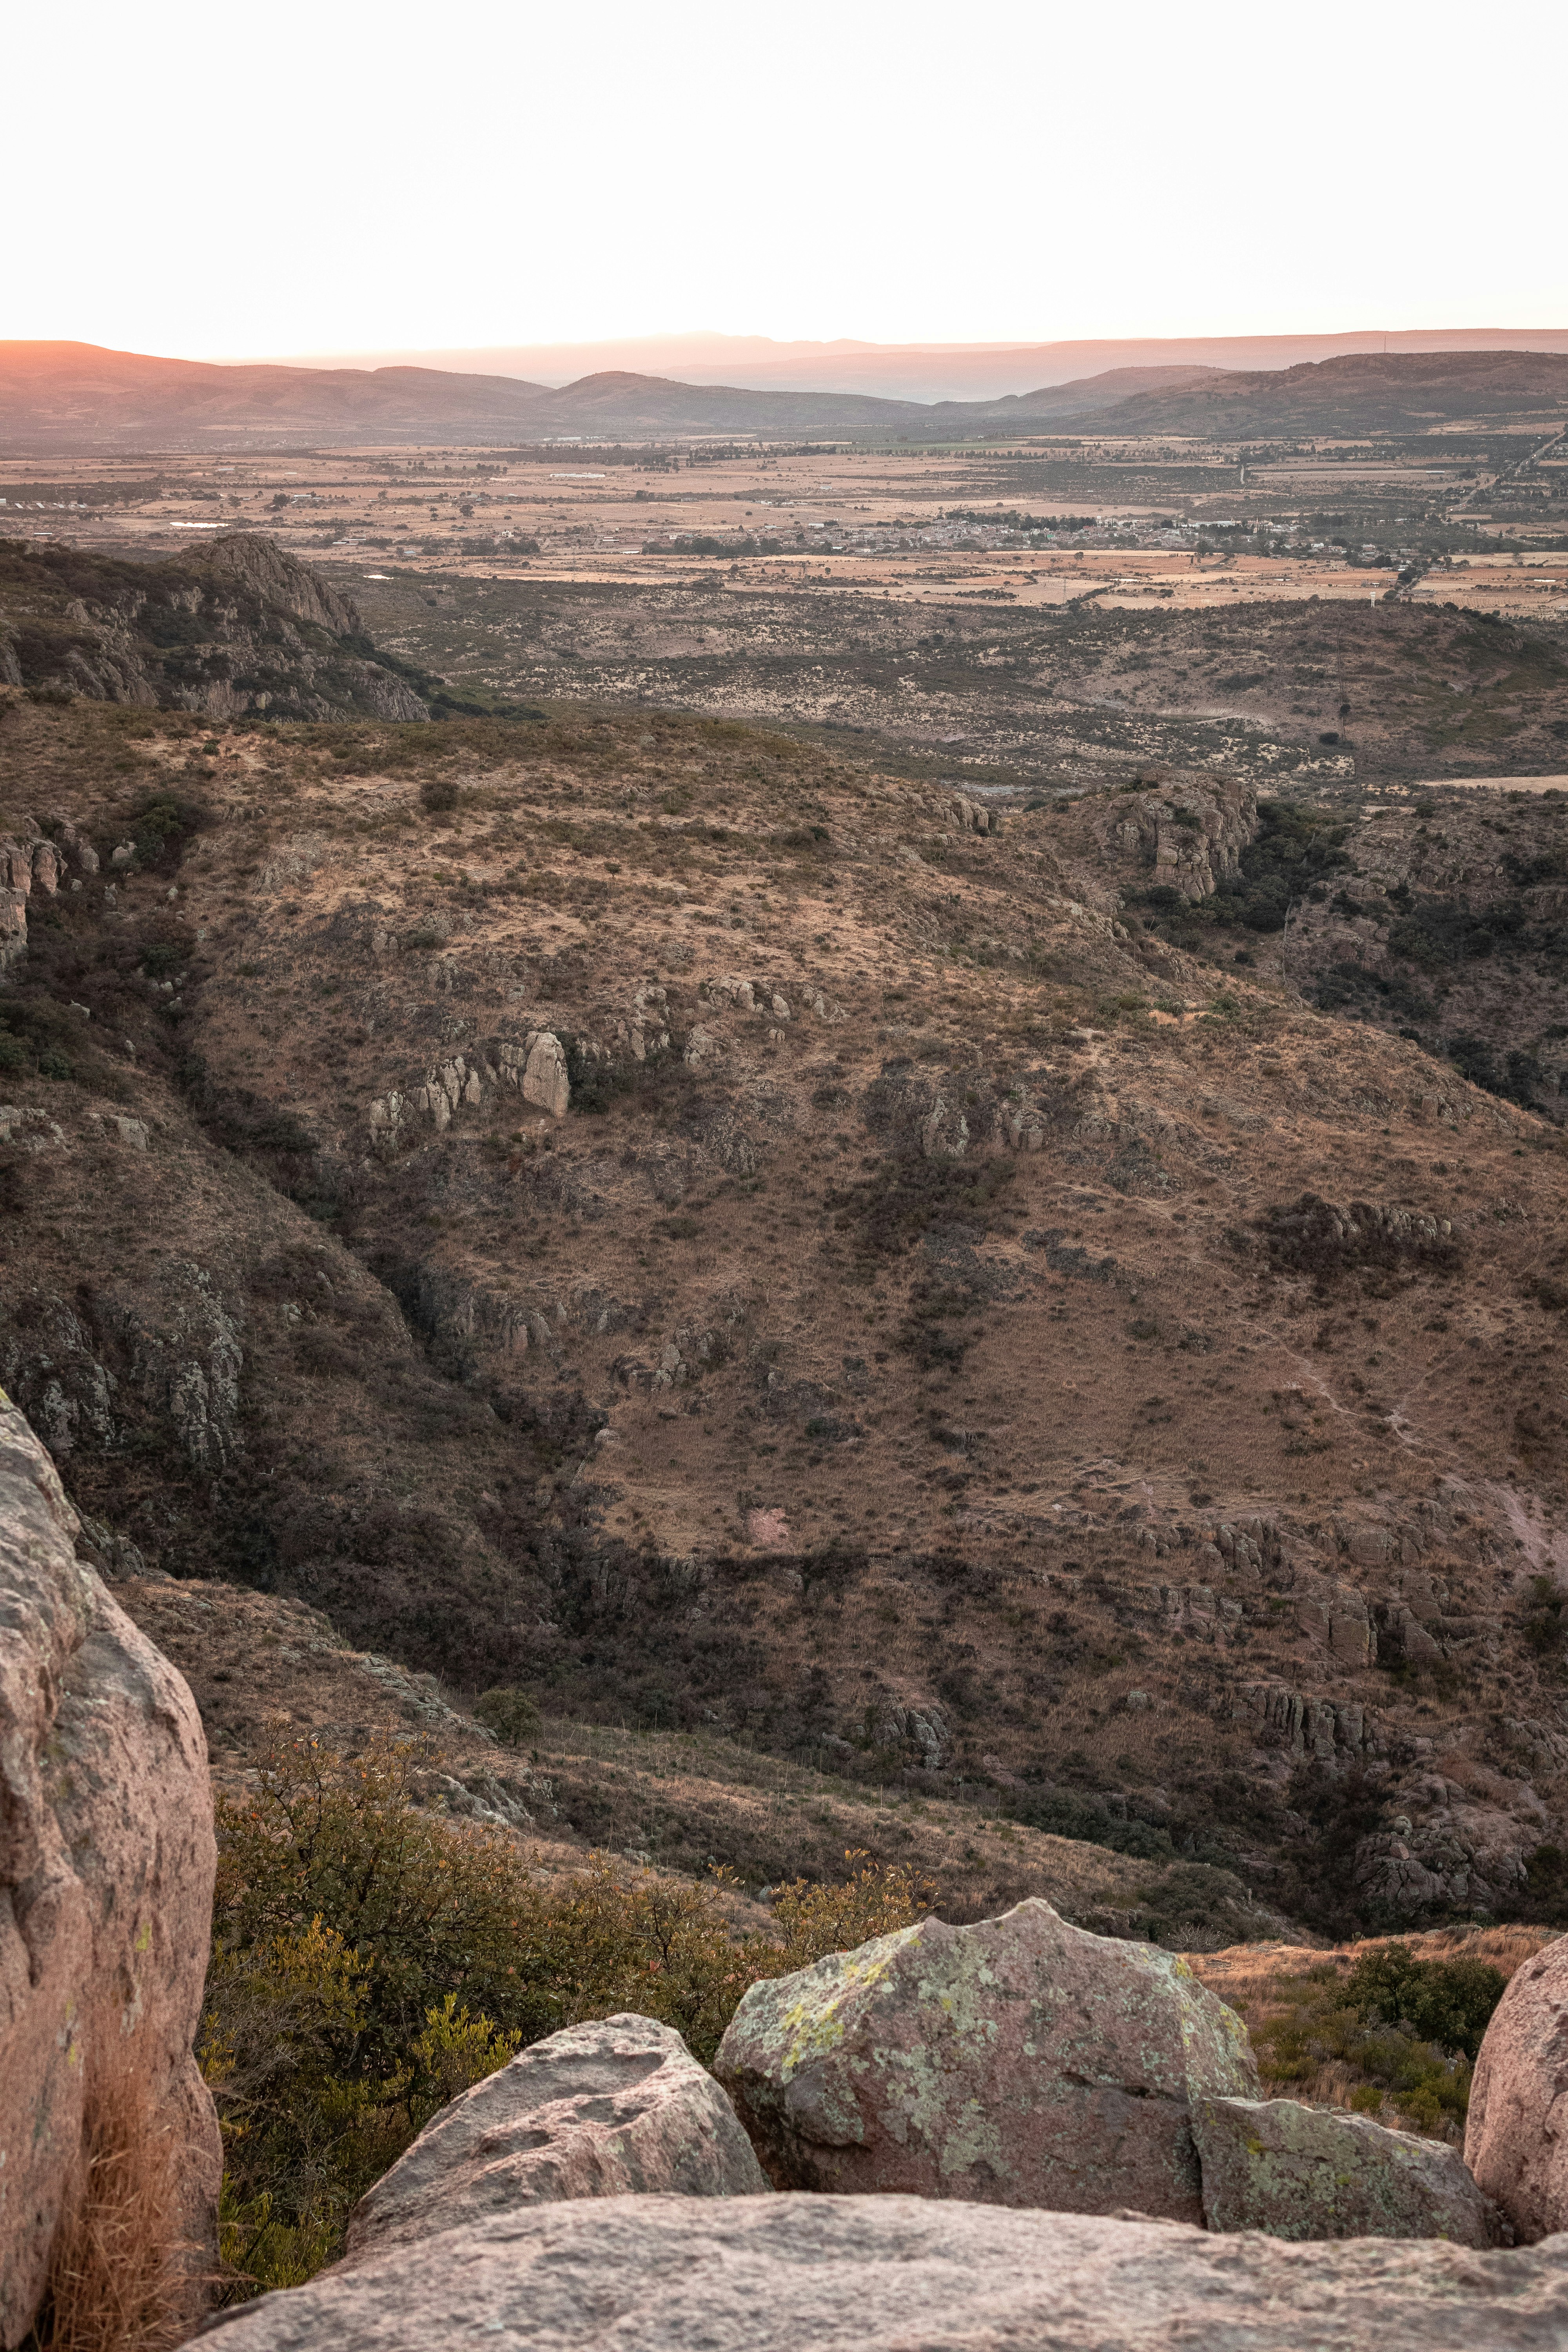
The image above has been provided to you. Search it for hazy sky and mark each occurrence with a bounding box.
[8,0,1563,358]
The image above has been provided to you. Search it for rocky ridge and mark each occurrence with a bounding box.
[0,533,430,721]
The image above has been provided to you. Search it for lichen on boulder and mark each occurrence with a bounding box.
[714,1896,1258,2220]
[1194,2093,1500,2245]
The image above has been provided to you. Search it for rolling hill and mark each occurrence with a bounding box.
[240,328,1568,406]
[2,341,1565,451]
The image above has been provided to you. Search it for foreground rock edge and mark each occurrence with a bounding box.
[196,2194,1568,2352]
[0,1396,220,2349]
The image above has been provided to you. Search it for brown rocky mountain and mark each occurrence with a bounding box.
[0,342,556,447]
[6,615,1568,1950]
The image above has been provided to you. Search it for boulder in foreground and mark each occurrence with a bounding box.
[1466,1934,1568,2243]
[1194,2093,1500,2245]
[714,1897,1257,2220]
[0,1398,220,2349]
[195,2190,1568,2352]
[343,2014,766,2262]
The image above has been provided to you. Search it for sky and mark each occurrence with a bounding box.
[6,0,1563,360]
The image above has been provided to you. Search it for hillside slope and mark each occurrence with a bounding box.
[0,341,554,444]
[3,682,1568,1944]
[1103,350,1568,437]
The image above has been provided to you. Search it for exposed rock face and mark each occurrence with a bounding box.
[0,1266,245,1475]
[0,1397,220,2348]
[0,823,96,971]
[188,532,364,637]
[518,1031,570,1119]
[343,2015,766,2263]
[191,2192,1568,2352]
[0,534,428,722]
[1098,775,1259,902]
[714,1898,1258,2220]
[1466,1935,1568,2242]
[372,1033,573,1146]
[1193,2094,1498,2245]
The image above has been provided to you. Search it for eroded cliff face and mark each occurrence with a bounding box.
[0,532,428,722]
[1091,773,1261,903]
[5,688,1568,1946]
[0,1397,220,2349]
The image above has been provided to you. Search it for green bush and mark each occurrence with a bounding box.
[204,1737,931,2299]
[1343,1943,1505,2061]
[472,1687,542,1748]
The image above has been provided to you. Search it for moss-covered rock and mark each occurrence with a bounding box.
[714,1897,1257,2220]
[1194,2094,1499,2244]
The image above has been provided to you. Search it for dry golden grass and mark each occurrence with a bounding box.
[1188,1922,1558,2009]
[37,2072,198,2352]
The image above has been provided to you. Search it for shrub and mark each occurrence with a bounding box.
[131,793,205,860]
[1013,1789,1175,1862]
[771,1852,935,1966]
[1343,1943,1505,2061]
[1241,1943,1505,2141]
[204,1737,931,2296]
[472,1687,542,1747]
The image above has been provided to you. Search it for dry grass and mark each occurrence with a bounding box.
[1188,1922,1557,2009]
[34,2072,198,2352]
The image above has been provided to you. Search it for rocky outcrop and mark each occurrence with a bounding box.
[0,1397,220,2348]
[861,1065,971,1162]
[186,531,363,636]
[714,1898,1258,2219]
[0,1269,243,1478]
[503,1032,571,1119]
[1465,1935,1568,2242]
[122,1261,245,1472]
[191,2192,1568,2352]
[0,534,428,723]
[1353,1794,1537,1918]
[0,820,96,971]
[948,793,1005,836]
[343,2015,766,2264]
[1193,2094,1498,2245]
[370,1033,572,1145]
[1099,775,1259,903]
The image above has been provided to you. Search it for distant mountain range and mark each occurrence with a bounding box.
[1,340,1564,451]
[223,327,1568,406]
